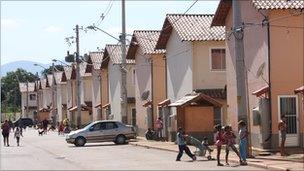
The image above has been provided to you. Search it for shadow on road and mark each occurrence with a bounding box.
[68,143,129,148]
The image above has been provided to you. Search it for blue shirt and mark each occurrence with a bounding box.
[176,132,186,145]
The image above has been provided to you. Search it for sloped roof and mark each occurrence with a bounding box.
[212,0,304,26]
[19,82,36,92]
[89,52,103,70]
[54,71,66,84]
[80,62,92,77]
[40,77,49,89]
[127,30,166,59]
[169,93,223,107]
[64,65,76,80]
[101,44,135,68]
[252,0,304,10]
[156,14,225,49]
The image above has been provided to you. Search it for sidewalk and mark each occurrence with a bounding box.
[129,137,304,171]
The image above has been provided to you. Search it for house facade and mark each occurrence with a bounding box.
[127,30,166,136]
[101,44,135,124]
[54,71,67,123]
[212,0,304,149]
[19,82,37,120]
[88,52,103,121]
[155,14,227,141]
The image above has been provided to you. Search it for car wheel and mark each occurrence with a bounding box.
[75,137,86,147]
[115,135,126,145]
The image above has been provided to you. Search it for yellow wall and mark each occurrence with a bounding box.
[269,10,304,135]
[101,69,109,119]
[152,54,166,124]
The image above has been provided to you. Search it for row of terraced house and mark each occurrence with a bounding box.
[19,0,303,150]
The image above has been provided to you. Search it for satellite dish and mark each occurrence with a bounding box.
[141,90,150,101]
[256,62,265,78]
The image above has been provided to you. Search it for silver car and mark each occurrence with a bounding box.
[66,120,137,146]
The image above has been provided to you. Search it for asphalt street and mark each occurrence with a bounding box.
[1,128,263,170]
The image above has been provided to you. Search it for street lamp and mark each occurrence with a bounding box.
[52,59,69,66]
[86,25,121,42]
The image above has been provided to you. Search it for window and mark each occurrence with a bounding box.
[105,122,118,130]
[211,48,226,71]
[132,69,136,85]
[29,94,36,100]
[91,123,102,131]
[131,108,136,126]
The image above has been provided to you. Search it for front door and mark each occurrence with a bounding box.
[278,95,299,147]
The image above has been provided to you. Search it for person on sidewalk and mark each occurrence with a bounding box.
[214,124,224,166]
[223,125,241,165]
[176,127,196,161]
[154,117,164,141]
[14,127,23,146]
[1,120,11,146]
[238,120,248,165]
[278,115,288,156]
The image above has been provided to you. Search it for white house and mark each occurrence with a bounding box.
[19,82,37,120]
[101,44,135,124]
[155,14,227,141]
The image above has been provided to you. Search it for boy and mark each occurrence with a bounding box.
[238,120,248,165]
[176,127,196,161]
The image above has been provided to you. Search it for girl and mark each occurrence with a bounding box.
[223,125,241,165]
[239,120,248,165]
[14,127,23,146]
[214,124,224,166]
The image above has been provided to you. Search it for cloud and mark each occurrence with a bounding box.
[1,18,21,29]
[44,25,63,33]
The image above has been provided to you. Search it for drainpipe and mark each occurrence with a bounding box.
[150,58,154,129]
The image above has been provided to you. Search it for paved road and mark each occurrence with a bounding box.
[1,129,263,170]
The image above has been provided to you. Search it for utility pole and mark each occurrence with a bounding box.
[120,0,128,124]
[232,0,252,156]
[75,25,82,128]
[52,63,57,126]
[26,81,29,118]
[36,72,40,122]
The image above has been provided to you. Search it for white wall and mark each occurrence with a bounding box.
[108,60,122,121]
[92,70,101,121]
[56,85,62,122]
[166,30,193,103]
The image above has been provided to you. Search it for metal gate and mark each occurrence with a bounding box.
[278,95,299,147]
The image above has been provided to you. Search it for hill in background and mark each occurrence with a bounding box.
[1,60,49,76]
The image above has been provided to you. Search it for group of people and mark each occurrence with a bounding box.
[1,120,23,147]
[175,120,248,166]
[213,121,248,166]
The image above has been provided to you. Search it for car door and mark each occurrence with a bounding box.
[86,122,104,142]
[102,122,119,141]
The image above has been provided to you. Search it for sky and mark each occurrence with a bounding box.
[1,0,219,65]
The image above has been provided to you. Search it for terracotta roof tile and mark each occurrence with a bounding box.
[134,30,166,54]
[64,66,73,80]
[252,0,304,9]
[194,88,227,99]
[89,52,103,70]
[105,44,135,64]
[19,82,35,92]
[166,14,225,41]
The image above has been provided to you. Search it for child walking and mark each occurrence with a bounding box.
[223,125,241,165]
[239,120,248,165]
[14,127,23,146]
[214,124,224,166]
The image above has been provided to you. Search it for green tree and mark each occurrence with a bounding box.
[1,68,39,113]
[41,64,64,75]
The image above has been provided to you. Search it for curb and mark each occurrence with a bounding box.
[130,142,290,171]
